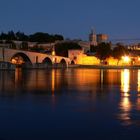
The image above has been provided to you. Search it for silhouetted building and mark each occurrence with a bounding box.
[89,29,97,46]
[89,29,109,46]
[97,34,108,44]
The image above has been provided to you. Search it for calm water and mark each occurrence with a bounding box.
[0,68,140,140]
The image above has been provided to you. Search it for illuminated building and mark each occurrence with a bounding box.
[97,34,108,44]
[89,29,109,46]
[128,44,140,51]
[68,49,84,64]
[89,29,97,46]
[77,54,100,65]
[68,49,100,65]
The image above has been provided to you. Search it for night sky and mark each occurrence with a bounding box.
[0,0,140,40]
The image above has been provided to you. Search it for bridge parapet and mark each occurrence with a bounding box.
[0,48,70,69]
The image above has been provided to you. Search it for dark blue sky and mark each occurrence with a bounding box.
[0,0,140,41]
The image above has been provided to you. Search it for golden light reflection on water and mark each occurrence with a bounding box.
[119,69,132,125]
[70,69,100,91]
[119,95,132,125]
[136,98,140,111]
[0,69,129,94]
[51,69,55,95]
[15,68,22,82]
[15,68,23,89]
[121,69,130,93]
[1,68,140,96]
[100,69,104,85]
[138,70,140,92]
[1,68,140,126]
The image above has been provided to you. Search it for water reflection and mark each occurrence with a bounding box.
[119,69,132,126]
[1,68,140,126]
[138,70,140,92]
[0,68,140,94]
[70,69,100,91]
[51,69,55,95]
[119,95,132,125]
[0,71,15,94]
[136,97,140,111]
[15,68,22,89]
[121,69,130,94]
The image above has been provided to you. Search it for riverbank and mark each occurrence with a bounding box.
[0,63,140,70]
[69,64,140,69]
[0,62,15,70]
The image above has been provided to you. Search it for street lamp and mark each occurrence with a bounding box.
[122,56,131,63]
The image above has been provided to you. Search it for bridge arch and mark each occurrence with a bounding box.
[10,52,32,66]
[71,60,75,65]
[60,59,67,67]
[42,57,53,67]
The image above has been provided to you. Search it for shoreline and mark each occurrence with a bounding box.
[0,64,140,70]
[68,64,140,69]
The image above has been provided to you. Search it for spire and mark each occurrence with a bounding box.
[91,27,96,35]
[89,27,97,46]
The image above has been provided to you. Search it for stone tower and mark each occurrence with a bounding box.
[89,28,97,46]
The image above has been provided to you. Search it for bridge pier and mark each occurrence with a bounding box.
[0,62,69,70]
[15,63,68,69]
[0,62,15,70]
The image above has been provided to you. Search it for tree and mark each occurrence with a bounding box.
[0,32,8,40]
[29,32,49,43]
[55,42,82,57]
[29,32,64,43]
[112,44,128,59]
[90,45,97,52]
[112,43,129,64]
[0,31,64,43]
[7,31,16,40]
[54,34,64,41]
[16,31,29,41]
[96,43,112,62]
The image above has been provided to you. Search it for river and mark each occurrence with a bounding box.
[0,68,140,140]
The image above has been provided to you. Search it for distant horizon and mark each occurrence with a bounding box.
[1,30,140,45]
[1,24,140,42]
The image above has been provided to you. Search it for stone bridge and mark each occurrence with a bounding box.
[0,48,71,68]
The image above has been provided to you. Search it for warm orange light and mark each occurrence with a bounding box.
[77,55,100,65]
[11,59,17,64]
[52,50,55,56]
[122,56,131,63]
[11,57,24,64]
[138,70,140,92]
[51,70,55,95]
[52,57,55,63]
[119,95,132,124]
[121,69,130,93]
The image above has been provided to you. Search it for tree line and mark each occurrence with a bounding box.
[90,42,129,62]
[55,42,82,57]
[56,42,129,62]
[0,31,64,43]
